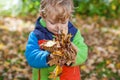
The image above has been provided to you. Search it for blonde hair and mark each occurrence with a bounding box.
[40,0,74,23]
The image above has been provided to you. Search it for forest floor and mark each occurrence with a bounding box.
[0,15,120,80]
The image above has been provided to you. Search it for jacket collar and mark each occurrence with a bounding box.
[35,17,53,34]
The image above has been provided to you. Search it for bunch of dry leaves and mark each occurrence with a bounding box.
[40,31,77,79]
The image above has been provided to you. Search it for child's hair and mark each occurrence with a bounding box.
[40,0,74,23]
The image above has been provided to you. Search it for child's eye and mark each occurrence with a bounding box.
[62,23,66,24]
[49,21,56,25]
[50,22,56,25]
[62,22,67,24]
[61,20,68,24]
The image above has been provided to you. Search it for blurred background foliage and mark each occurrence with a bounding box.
[74,0,120,18]
[0,0,120,80]
[0,0,120,18]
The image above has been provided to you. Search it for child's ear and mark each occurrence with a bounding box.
[40,13,44,18]
[40,10,46,19]
[39,13,46,22]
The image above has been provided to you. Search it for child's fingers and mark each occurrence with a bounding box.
[71,42,78,53]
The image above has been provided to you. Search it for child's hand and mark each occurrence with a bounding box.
[71,42,78,53]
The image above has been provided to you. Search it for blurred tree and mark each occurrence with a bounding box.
[21,0,40,16]
[73,0,120,18]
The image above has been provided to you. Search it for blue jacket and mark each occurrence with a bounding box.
[25,17,88,80]
[25,17,77,68]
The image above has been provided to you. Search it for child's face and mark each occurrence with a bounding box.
[45,19,69,34]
